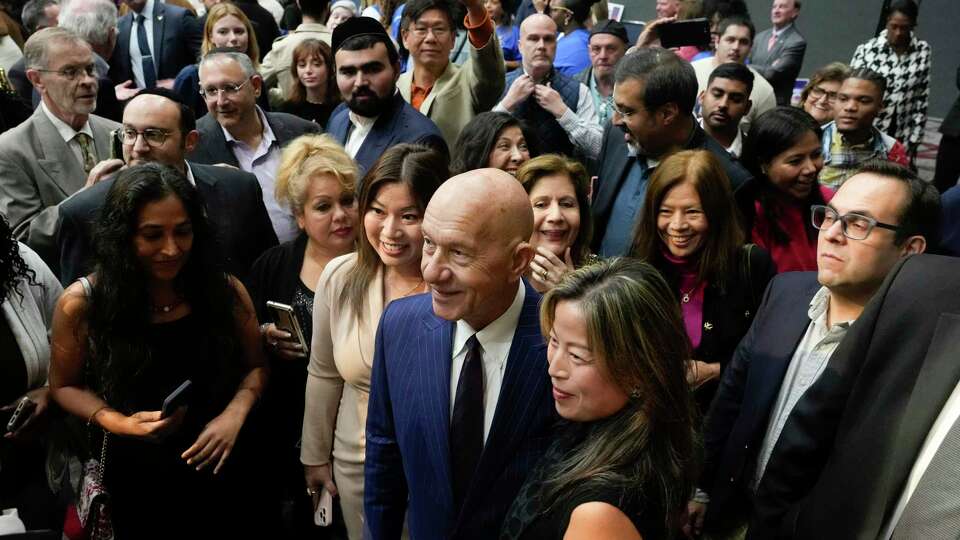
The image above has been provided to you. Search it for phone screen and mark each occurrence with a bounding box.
[659,18,711,49]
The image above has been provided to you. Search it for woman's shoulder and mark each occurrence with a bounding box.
[319,252,361,289]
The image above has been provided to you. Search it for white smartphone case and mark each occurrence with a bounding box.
[314,488,333,527]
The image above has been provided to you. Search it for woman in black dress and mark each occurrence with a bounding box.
[502,258,697,539]
[49,163,269,538]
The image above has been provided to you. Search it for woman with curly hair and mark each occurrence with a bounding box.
[49,163,270,537]
[0,214,62,529]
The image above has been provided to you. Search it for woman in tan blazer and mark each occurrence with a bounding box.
[301,143,449,539]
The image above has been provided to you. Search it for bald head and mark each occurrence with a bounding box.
[421,168,537,329]
[519,14,558,78]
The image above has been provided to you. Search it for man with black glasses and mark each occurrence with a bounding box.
[0,26,120,270]
[686,160,936,538]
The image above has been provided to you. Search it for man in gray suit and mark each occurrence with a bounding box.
[749,0,807,106]
[0,26,120,269]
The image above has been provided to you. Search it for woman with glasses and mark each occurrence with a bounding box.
[451,111,540,175]
[798,63,850,126]
[738,106,833,272]
[174,3,265,118]
[631,150,775,410]
[301,144,447,539]
[245,135,358,535]
[502,258,697,540]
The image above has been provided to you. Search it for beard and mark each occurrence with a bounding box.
[347,86,393,118]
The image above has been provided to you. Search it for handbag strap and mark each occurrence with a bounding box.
[78,276,109,478]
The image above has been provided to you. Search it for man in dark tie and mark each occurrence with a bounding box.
[0,26,120,269]
[109,0,201,97]
[749,0,807,106]
[365,169,557,539]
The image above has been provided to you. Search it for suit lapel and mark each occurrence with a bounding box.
[420,311,455,506]
[355,102,401,171]
[594,126,631,215]
[199,116,240,167]
[152,2,166,72]
[421,63,455,115]
[33,110,85,196]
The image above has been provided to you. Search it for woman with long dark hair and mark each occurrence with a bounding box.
[451,111,540,175]
[301,144,448,538]
[738,106,833,272]
[501,258,698,539]
[0,214,62,529]
[48,164,269,537]
[631,150,775,410]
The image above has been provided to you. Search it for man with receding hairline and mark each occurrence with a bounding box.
[365,169,557,539]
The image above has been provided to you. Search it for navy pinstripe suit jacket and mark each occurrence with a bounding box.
[365,280,556,539]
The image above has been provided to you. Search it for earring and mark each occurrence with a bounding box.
[630,387,641,399]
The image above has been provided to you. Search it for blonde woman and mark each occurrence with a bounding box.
[174,2,262,118]
[246,134,358,534]
[302,144,448,538]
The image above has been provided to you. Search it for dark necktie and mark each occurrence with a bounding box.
[892,415,960,538]
[450,335,484,511]
[136,14,157,88]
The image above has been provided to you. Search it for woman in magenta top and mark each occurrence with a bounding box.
[632,149,775,411]
[738,107,834,272]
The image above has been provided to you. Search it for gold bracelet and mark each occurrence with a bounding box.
[87,405,111,427]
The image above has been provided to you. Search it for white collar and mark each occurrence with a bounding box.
[348,109,378,129]
[699,117,743,157]
[184,161,196,186]
[135,0,155,20]
[452,282,526,366]
[40,101,92,142]
[222,106,276,147]
[772,22,793,37]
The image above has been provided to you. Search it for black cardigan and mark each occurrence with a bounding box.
[245,232,309,326]
[656,244,777,411]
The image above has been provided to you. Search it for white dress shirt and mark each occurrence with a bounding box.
[345,111,377,159]
[881,379,960,538]
[40,102,94,170]
[128,0,155,89]
[698,117,744,158]
[449,282,525,443]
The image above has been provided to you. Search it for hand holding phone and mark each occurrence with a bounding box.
[313,488,333,527]
[5,397,36,433]
[161,380,193,418]
[266,301,309,356]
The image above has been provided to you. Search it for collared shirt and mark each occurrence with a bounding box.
[771,22,793,40]
[851,30,931,148]
[223,106,298,243]
[698,117,743,158]
[40,102,94,170]
[753,287,853,487]
[449,281,525,443]
[128,0,155,89]
[819,121,908,189]
[183,160,196,187]
[881,379,960,538]
[588,71,613,127]
[599,152,659,257]
[344,110,377,158]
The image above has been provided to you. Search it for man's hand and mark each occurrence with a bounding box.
[84,159,125,189]
[500,74,536,112]
[156,79,175,90]
[459,0,487,21]
[533,84,569,118]
[635,16,677,50]
[115,80,138,101]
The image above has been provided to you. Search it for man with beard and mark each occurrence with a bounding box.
[326,17,447,178]
[189,49,319,244]
[0,27,120,270]
[591,47,751,257]
[699,62,753,159]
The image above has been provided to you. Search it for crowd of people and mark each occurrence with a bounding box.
[0,0,958,538]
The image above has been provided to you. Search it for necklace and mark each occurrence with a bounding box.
[680,283,700,304]
[397,279,425,298]
[151,296,184,314]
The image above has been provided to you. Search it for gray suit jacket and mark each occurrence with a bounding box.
[0,107,119,270]
[749,25,807,106]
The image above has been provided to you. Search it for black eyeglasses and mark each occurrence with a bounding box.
[120,127,172,147]
[811,205,900,241]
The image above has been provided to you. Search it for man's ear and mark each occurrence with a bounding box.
[183,129,200,154]
[250,74,263,97]
[511,241,536,280]
[26,69,44,92]
[697,90,705,107]
[659,102,680,126]
[901,235,927,256]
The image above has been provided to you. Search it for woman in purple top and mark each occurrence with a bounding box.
[631,150,775,411]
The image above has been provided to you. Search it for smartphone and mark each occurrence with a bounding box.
[267,301,308,351]
[109,128,124,162]
[5,397,36,433]
[161,380,192,418]
[313,488,333,527]
[658,18,711,49]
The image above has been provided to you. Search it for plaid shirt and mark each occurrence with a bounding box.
[851,30,931,149]
[819,121,910,189]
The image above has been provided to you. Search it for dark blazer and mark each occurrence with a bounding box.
[187,110,319,167]
[365,280,557,540]
[699,271,821,532]
[656,245,777,411]
[940,66,960,138]
[8,54,123,122]
[108,1,202,86]
[749,255,960,539]
[57,162,278,284]
[326,92,448,179]
[590,122,752,253]
[749,25,807,106]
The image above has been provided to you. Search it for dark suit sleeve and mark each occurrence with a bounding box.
[757,40,805,85]
[57,202,88,286]
[244,179,280,274]
[182,11,203,67]
[364,305,409,539]
[701,277,779,496]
